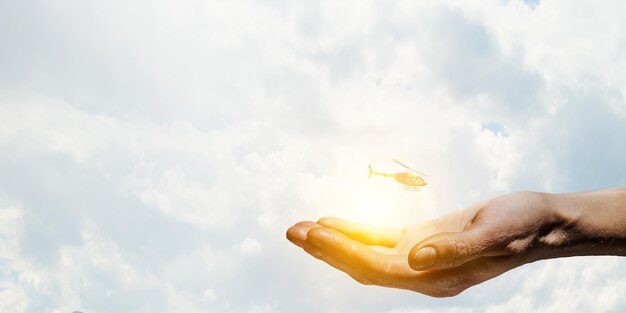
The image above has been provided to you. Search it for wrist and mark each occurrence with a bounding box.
[544,189,626,258]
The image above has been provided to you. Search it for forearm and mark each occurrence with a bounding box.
[546,188,626,258]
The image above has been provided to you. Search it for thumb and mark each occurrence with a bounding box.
[408,228,496,271]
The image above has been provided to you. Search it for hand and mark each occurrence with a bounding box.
[286,191,606,297]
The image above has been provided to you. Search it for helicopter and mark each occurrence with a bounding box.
[368,159,428,191]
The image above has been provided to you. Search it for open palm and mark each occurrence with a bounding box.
[287,192,554,297]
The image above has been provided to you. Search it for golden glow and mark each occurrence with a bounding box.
[314,161,435,230]
[355,192,392,225]
[335,182,398,226]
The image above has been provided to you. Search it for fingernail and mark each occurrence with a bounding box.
[410,247,438,270]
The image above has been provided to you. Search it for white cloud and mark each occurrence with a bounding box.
[239,237,263,255]
[0,0,625,312]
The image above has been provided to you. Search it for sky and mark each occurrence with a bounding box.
[1,0,625,312]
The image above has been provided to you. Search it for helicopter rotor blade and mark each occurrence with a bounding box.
[392,159,428,177]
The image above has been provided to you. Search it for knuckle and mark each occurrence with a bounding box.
[447,237,472,267]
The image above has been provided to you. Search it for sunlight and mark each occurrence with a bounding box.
[356,191,393,225]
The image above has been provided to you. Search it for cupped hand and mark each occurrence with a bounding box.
[286,192,568,297]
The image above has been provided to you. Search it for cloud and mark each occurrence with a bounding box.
[0,0,625,312]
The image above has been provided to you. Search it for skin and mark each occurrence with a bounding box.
[286,189,626,297]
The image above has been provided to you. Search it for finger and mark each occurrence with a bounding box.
[304,227,401,285]
[286,221,319,248]
[408,226,500,271]
[317,217,402,247]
